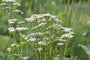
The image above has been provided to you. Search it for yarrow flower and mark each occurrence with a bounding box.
[62,27,73,32]
[0,3,7,6]
[27,38,36,42]
[32,23,46,30]
[13,3,21,6]
[61,33,74,38]
[7,14,74,60]
[13,9,24,14]
[2,0,16,2]
[87,20,90,26]
[37,47,43,52]
[7,47,12,52]
[22,57,30,60]
[8,19,17,24]
[8,27,15,32]
[57,43,64,46]
[11,43,16,47]
[16,27,28,31]
[2,7,12,10]
[38,41,46,45]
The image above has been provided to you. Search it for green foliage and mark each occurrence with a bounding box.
[71,44,90,60]
[0,36,13,60]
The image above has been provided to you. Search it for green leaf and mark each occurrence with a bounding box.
[70,44,89,60]
[79,44,90,56]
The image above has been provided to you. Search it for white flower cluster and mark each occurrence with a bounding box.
[8,27,15,32]
[27,38,36,42]
[24,14,74,46]
[16,27,28,31]
[28,32,43,37]
[2,7,12,9]
[2,0,16,2]
[87,20,90,26]
[32,23,46,30]
[61,33,74,38]
[13,3,21,6]
[0,0,23,15]
[0,3,6,6]
[7,14,74,59]
[25,14,62,23]
[13,9,24,14]
[8,19,17,24]
[8,27,28,32]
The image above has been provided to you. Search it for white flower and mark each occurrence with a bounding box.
[20,42,25,45]
[61,34,74,38]
[37,47,43,52]
[51,1,56,5]
[7,47,11,52]
[38,41,46,45]
[2,7,12,9]
[0,3,7,6]
[13,53,20,56]
[54,18,62,23]
[43,14,51,17]
[82,32,87,36]
[22,57,29,60]
[16,27,28,31]
[8,27,15,32]
[2,0,16,2]
[36,15,43,19]
[87,20,90,26]
[69,32,74,34]
[25,15,36,22]
[28,32,43,37]
[8,19,17,24]
[16,45,20,47]
[13,9,24,14]
[46,24,62,30]
[13,3,21,6]
[42,17,46,22]
[32,23,46,30]
[18,21,25,24]
[55,37,66,42]
[54,57,59,60]
[27,38,36,42]
[11,44,16,47]
[57,43,64,46]
[62,27,73,32]
[8,19,17,21]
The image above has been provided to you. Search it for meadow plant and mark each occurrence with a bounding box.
[0,0,23,19]
[7,14,74,60]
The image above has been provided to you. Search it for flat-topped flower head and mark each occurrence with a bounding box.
[8,27,15,32]
[13,9,24,14]
[22,56,30,60]
[27,38,36,42]
[87,21,90,26]
[61,33,74,38]
[62,27,73,32]
[13,3,21,6]
[37,47,43,52]
[57,43,64,46]
[11,43,16,47]
[8,19,17,24]
[16,27,28,31]
[0,3,7,6]
[2,0,16,2]
[7,47,12,52]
